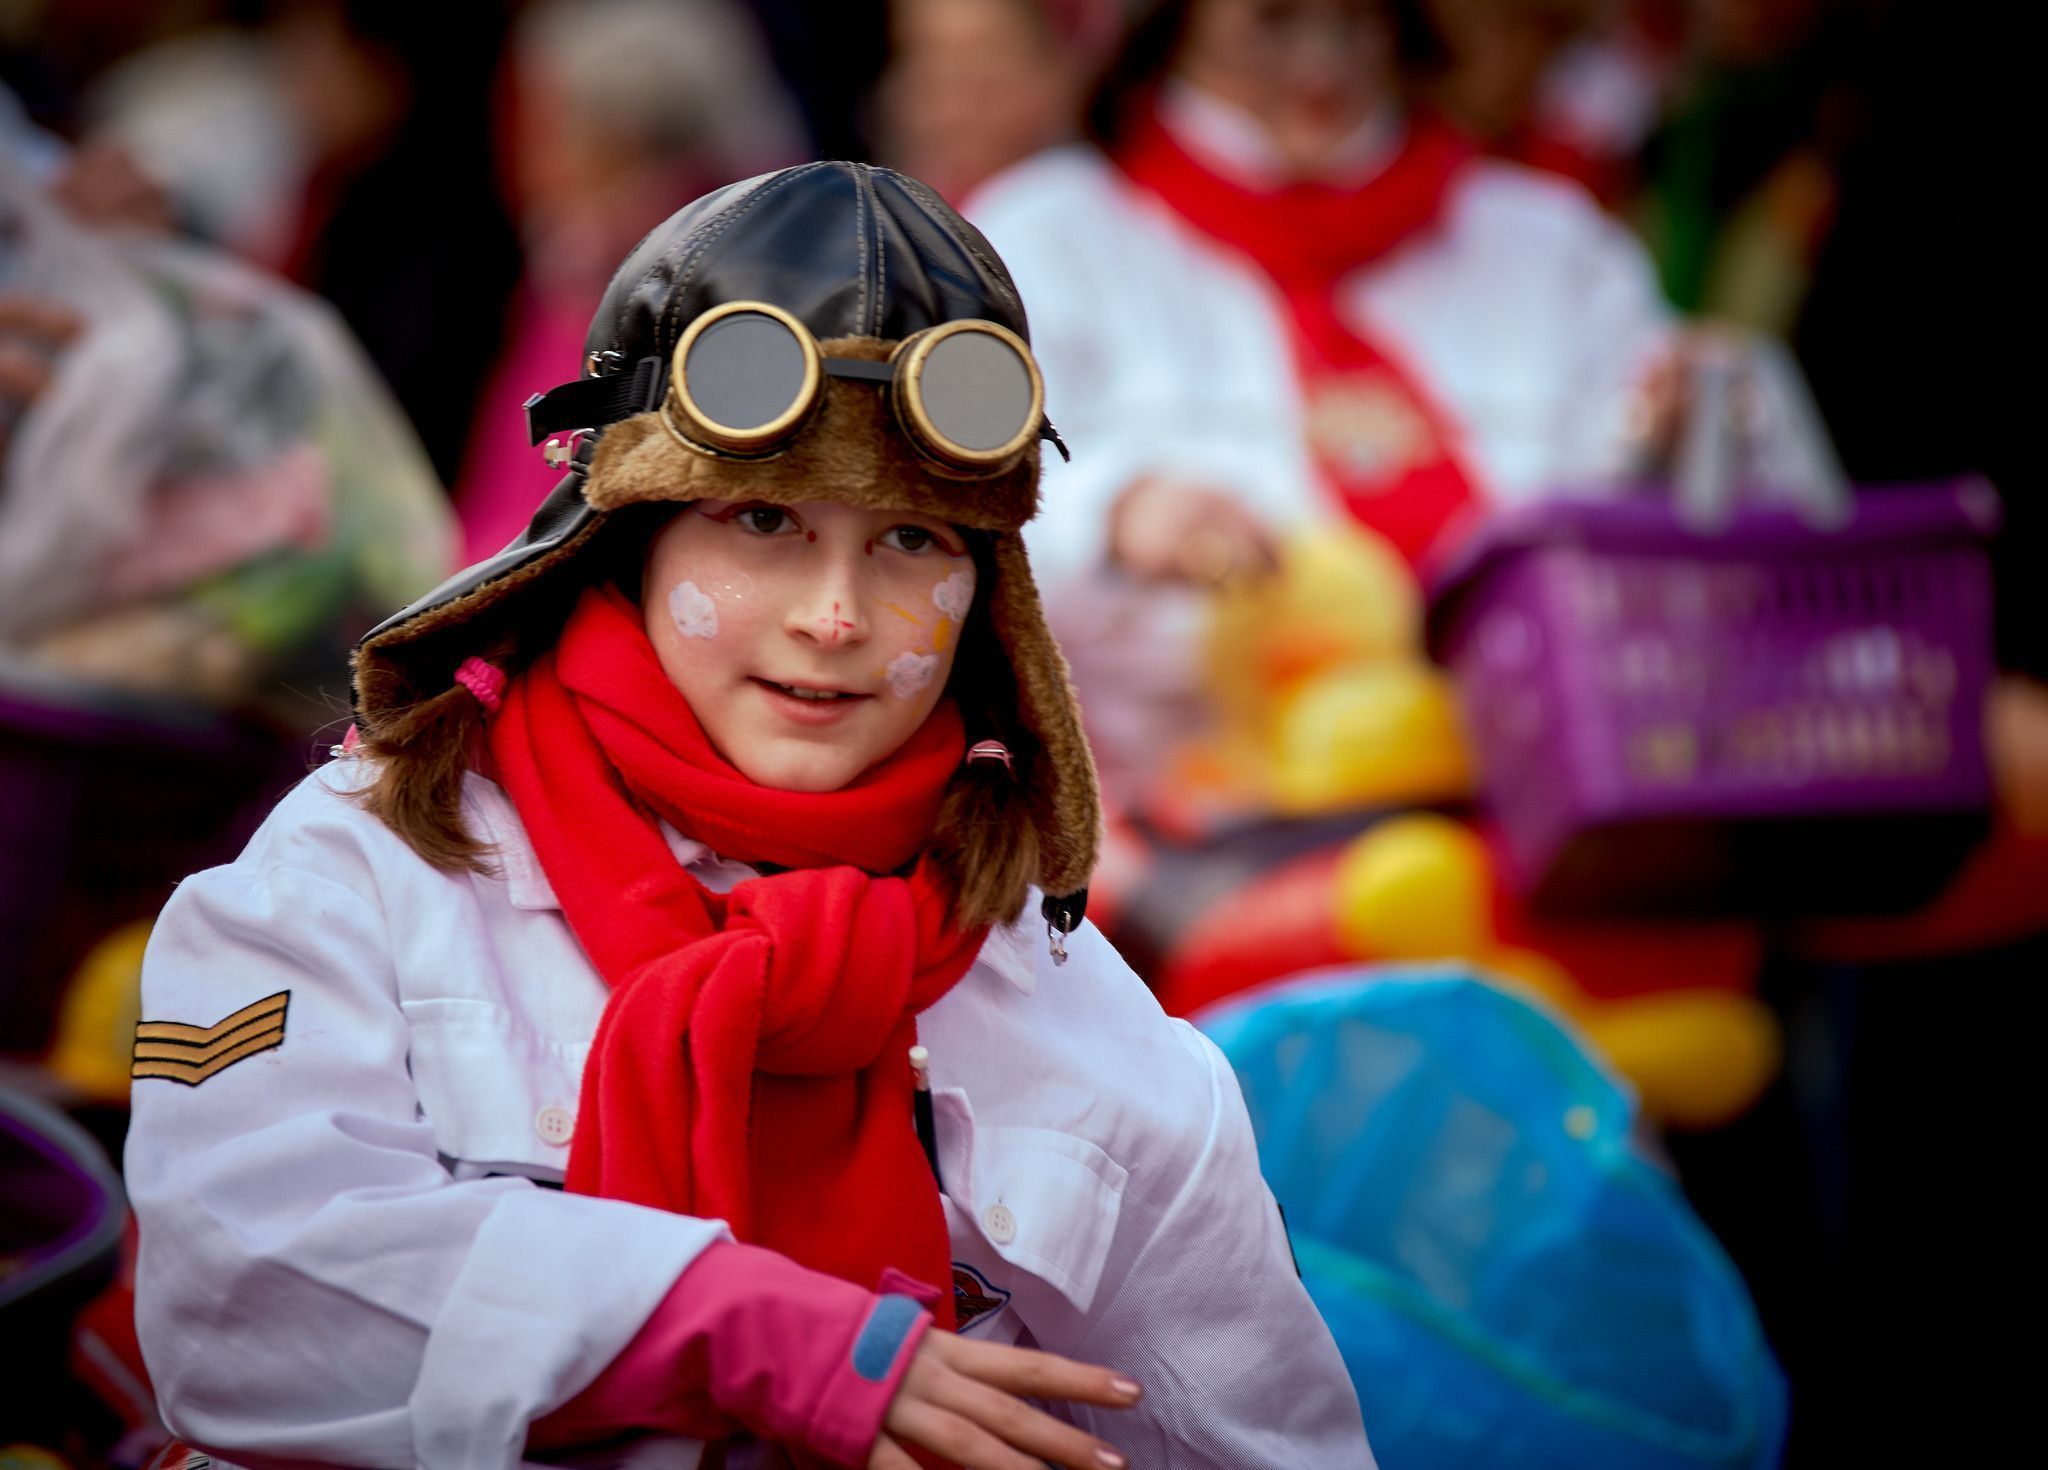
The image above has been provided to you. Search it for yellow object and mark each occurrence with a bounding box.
[1480,947,1592,1019]
[1333,814,1493,959]
[1208,525,1419,710]
[1268,663,1472,811]
[47,920,153,1103]
[1582,989,1783,1130]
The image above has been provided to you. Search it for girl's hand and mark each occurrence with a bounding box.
[868,1330,1141,1470]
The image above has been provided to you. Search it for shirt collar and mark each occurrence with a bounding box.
[467,776,729,910]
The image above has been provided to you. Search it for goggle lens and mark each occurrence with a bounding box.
[682,310,813,436]
[912,328,1038,456]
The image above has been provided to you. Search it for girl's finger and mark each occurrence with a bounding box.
[866,1430,922,1470]
[887,1397,1048,1470]
[929,1367,1129,1470]
[938,1333,1144,1409]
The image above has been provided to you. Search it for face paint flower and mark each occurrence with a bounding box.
[932,568,976,622]
[669,581,720,639]
[886,650,942,698]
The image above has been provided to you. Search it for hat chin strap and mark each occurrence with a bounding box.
[1041,890,1087,966]
[523,357,662,446]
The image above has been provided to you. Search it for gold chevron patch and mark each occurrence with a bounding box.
[132,991,290,1086]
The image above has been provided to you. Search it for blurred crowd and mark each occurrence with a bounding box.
[0,1,2031,1467]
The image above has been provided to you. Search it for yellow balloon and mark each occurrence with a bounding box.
[1268,662,1473,811]
[1479,947,1593,1019]
[1582,990,1783,1130]
[1206,523,1420,730]
[1334,814,1493,959]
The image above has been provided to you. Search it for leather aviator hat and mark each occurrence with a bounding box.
[351,162,1099,931]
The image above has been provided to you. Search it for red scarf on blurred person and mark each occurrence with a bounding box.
[1117,105,1483,562]
[490,584,983,1326]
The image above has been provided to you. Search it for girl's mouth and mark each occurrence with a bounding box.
[751,678,872,721]
[755,678,864,702]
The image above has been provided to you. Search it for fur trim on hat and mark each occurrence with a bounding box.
[986,532,1099,898]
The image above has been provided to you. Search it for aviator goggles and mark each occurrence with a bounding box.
[524,301,1066,477]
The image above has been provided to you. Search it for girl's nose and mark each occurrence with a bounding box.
[788,555,869,649]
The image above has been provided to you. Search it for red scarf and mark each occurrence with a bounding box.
[1116,106,1484,562]
[489,585,986,1325]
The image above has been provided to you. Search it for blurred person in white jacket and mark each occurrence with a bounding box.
[967,0,1676,794]
[126,162,1369,1470]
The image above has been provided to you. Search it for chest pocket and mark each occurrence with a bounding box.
[936,1088,1129,1315]
[400,996,590,1176]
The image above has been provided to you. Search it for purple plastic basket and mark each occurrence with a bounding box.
[1426,482,2002,914]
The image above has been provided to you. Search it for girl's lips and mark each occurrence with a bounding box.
[750,677,872,725]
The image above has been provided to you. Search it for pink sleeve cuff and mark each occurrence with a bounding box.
[531,1241,933,1467]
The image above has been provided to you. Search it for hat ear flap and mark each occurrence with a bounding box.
[987,533,1101,900]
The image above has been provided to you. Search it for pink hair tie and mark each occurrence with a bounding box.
[454,656,506,713]
[965,739,1014,774]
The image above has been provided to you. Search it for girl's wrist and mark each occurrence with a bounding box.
[529,1239,933,1466]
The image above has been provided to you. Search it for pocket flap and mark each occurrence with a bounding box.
[934,1087,1128,1314]
[401,996,588,1174]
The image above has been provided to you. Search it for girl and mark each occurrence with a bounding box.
[125,162,1370,1469]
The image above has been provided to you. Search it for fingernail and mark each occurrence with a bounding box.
[1111,1376,1142,1401]
[1095,1450,1127,1469]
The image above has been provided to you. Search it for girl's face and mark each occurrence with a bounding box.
[643,498,978,792]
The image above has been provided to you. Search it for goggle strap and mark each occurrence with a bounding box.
[820,358,896,385]
[526,348,1071,463]
[524,356,662,446]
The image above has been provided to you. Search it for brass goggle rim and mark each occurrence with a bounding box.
[663,300,1046,475]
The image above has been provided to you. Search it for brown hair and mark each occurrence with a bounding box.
[351,510,1038,930]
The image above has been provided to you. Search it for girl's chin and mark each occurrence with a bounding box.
[726,734,881,794]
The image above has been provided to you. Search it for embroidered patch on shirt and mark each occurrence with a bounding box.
[132,991,290,1086]
[952,1263,1013,1332]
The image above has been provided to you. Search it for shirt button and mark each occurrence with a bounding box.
[535,1105,575,1147]
[983,1203,1017,1245]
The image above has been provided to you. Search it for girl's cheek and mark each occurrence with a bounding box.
[876,561,975,698]
[885,650,942,697]
[667,580,720,640]
[656,539,757,643]
[925,564,975,658]
[931,566,975,622]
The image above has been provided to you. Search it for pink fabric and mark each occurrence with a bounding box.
[452,287,594,565]
[100,441,333,602]
[529,1241,932,1467]
[454,656,506,713]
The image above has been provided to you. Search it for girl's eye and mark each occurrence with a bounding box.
[879,524,956,555]
[739,506,792,535]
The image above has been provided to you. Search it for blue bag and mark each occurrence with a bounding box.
[1198,969,1787,1469]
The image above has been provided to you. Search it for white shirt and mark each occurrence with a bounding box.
[125,759,1371,1470]
[964,112,1672,785]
